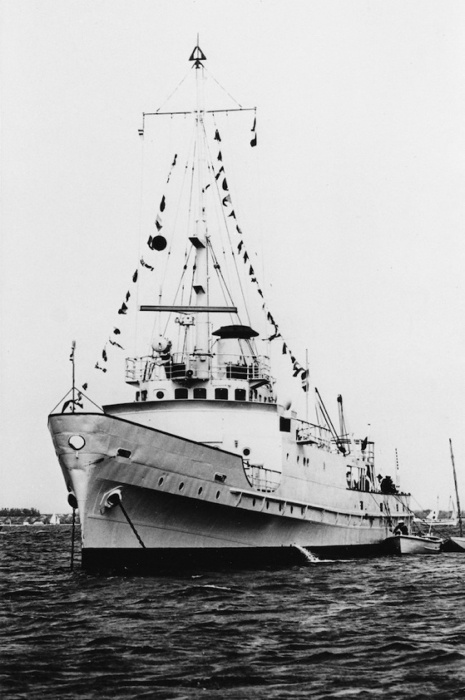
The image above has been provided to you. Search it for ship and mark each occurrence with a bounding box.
[48,44,412,572]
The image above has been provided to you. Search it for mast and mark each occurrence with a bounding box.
[70,340,76,413]
[189,42,210,375]
[450,438,463,536]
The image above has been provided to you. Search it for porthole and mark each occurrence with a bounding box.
[158,477,164,486]
[198,486,203,495]
[156,391,164,399]
[252,498,256,506]
[179,482,184,491]
[266,500,269,510]
[216,491,220,499]
[243,447,251,457]
[68,435,85,451]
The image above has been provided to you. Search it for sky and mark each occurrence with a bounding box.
[1,0,465,513]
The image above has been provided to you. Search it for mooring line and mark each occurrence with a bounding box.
[70,507,76,571]
[118,501,146,548]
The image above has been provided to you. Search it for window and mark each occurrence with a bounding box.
[235,388,246,401]
[193,387,207,399]
[117,448,131,459]
[215,388,228,400]
[156,391,164,399]
[174,388,188,399]
[280,417,291,432]
[141,390,148,402]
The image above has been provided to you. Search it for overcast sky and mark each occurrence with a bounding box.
[1,0,465,513]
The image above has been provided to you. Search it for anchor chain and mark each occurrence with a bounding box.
[70,506,76,570]
[118,500,146,549]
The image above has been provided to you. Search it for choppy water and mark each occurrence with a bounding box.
[1,528,465,699]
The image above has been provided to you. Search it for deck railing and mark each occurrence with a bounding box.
[126,352,272,384]
[295,420,332,450]
[243,462,281,492]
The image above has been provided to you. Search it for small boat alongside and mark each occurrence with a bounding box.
[384,533,443,555]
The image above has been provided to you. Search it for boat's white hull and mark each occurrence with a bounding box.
[384,534,442,555]
[48,411,408,571]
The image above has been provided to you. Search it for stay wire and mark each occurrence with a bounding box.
[202,115,252,329]
[204,66,243,108]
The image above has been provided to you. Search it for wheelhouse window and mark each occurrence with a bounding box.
[174,388,188,399]
[193,388,207,399]
[279,417,291,432]
[234,388,247,401]
[215,388,228,400]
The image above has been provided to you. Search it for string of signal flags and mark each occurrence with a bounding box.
[86,121,308,394]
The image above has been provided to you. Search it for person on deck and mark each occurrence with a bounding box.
[393,521,408,535]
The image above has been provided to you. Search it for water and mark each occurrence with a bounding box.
[2,528,465,699]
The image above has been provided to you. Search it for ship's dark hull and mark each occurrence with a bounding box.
[81,542,385,574]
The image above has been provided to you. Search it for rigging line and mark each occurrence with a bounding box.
[157,126,195,294]
[155,138,196,340]
[156,157,193,339]
[204,66,244,108]
[202,116,252,327]
[152,69,191,114]
[136,124,149,350]
[207,240,241,320]
[206,111,284,351]
[161,247,194,338]
[160,146,196,336]
[209,245,238,310]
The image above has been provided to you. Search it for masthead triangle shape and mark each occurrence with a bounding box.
[189,44,207,67]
